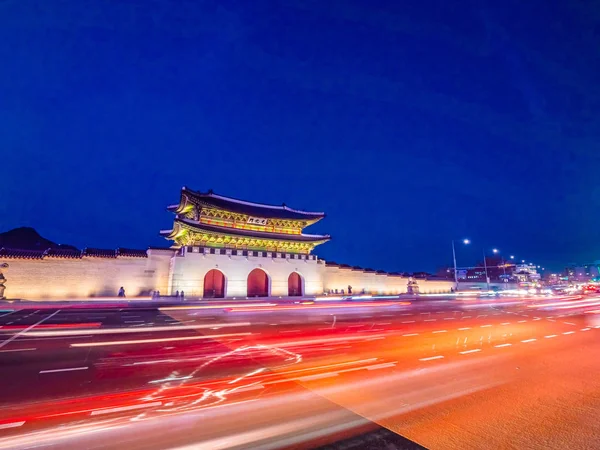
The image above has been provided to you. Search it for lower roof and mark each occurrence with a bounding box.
[166,218,331,243]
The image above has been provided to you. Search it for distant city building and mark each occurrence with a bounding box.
[565,262,600,283]
[512,263,540,283]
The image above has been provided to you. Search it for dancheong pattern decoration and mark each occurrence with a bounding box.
[161,188,330,254]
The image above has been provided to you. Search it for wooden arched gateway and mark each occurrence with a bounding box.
[203,269,225,298]
[288,272,303,296]
[247,268,269,297]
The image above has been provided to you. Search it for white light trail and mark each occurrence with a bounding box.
[70,332,251,347]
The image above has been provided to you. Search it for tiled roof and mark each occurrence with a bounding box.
[117,248,148,258]
[173,218,330,243]
[180,188,326,220]
[0,247,150,260]
[45,248,82,259]
[0,248,45,259]
[83,248,117,258]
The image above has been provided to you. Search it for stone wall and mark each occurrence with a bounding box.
[169,249,323,297]
[322,265,454,295]
[0,251,175,299]
[1,248,454,300]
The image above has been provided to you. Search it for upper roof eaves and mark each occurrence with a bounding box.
[181,187,325,220]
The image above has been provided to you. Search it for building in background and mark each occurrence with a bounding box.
[564,262,600,283]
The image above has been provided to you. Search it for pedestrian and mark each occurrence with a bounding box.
[118,286,126,298]
[175,290,179,298]
[180,290,185,300]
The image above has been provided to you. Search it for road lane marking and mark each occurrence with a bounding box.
[533,317,541,321]
[40,366,89,374]
[463,316,471,319]
[562,331,575,335]
[581,328,591,331]
[403,333,419,337]
[0,311,16,319]
[480,324,492,328]
[0,310,60,350]
[518,320,527,323]
[564,322,576,326]
[501,322,510,325]
[544,335,557,339]
[419,356,444,361]
[90,402,162,416]
[0,421,25,430]
[0,348,36,353]
[459,349,481,355]
[298,372,338,382]
[458,327,471,331]
[366,362,396,370]
[521,338,537,343]
[443,317,455,320]
[432,330,447,334]
[494,343,512,348]
[424,319,436,322]
[402,320,415,324]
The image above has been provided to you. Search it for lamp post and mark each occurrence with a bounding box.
[452,239,470,291]
[482,249,491,291]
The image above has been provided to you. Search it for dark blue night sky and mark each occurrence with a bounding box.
[1,0,599,272]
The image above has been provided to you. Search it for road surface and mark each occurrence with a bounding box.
[0,295,598,449]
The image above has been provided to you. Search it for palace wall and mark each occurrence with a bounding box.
[321,266,453,295]
[1,249,453,299]
[169,249,323,297]
[0,249,175,299]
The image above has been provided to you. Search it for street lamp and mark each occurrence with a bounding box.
[493,248,507,280]
[452,239,470,291]
[510,255,515,260]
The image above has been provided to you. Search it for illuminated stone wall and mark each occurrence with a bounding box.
[0,251,175,299]
[1,249,453,300]
[322,265,453,295]
[169,248,323,297]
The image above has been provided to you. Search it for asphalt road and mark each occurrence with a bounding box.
[0,295,598,449]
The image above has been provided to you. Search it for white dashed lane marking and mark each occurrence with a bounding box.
[459,349,481,355]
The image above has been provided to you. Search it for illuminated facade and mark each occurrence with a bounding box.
[0,188,454,299]
[162,188,332,298]
[161,188,330,254]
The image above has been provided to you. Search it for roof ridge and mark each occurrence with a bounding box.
[184,188,325,216]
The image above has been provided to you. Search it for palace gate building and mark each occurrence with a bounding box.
[0,188,453,299]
